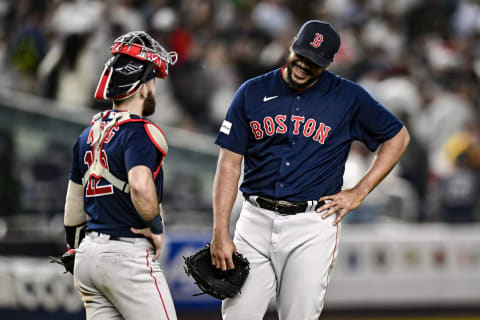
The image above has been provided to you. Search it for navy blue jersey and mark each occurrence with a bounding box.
[69,111,166,237]
[215,67,403,201]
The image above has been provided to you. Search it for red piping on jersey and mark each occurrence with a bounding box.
[280,65,286,76]
[146,249,170,320]
[319,224,339,319]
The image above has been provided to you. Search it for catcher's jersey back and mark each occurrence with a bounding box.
[215,67,403,201]
[69,110,166,237]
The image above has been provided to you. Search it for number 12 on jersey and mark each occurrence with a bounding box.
[83,150,114,197]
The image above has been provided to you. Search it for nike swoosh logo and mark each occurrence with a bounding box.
[263,95,279,102]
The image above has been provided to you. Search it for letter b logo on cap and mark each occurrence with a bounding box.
[310,33,324,48]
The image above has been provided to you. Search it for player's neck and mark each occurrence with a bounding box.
[113,100,143,117]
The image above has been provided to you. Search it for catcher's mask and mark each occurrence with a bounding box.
[94,31,178,100]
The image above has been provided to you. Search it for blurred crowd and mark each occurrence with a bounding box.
[0,0,479,224]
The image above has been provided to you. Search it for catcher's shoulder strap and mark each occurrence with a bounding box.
[81,111,168,193]
[144,122,168,154]
[143,120,168,161]
[143,120,168,179]
[81,111,131,193]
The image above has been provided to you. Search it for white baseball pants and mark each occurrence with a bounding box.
[222,200,340,320]
[74,232,177,320]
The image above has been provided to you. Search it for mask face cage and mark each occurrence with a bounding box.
[111,31,178,79]
[94,31,178,100]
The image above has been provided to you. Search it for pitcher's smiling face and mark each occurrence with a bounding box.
[283,47,328,90]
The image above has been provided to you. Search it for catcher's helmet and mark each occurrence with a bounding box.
[94,31,178,100]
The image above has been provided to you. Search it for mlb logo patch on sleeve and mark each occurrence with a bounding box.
[220,120,232,135]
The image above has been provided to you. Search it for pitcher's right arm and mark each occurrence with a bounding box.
[211,148,243,271]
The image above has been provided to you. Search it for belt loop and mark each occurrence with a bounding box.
[307,200,317,212]
[243,193,257,207]
[251,195,260,208]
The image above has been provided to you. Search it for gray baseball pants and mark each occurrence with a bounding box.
[74,232,177,320]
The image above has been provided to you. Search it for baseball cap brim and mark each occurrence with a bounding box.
[292,43,331,68]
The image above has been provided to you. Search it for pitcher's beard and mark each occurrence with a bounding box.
[285,61,321,90]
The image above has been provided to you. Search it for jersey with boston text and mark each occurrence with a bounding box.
[215,68,403,201]
[69,111,166,237]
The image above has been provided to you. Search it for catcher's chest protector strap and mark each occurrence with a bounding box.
[144,123,168,157]
[143,122,168,180]
[81,111,168,193]
[82,111,132,193]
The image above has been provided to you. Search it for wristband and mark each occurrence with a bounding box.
[65,222,87,248]
[146,215,163,234]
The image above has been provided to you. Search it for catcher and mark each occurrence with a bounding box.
[52,31,178,320]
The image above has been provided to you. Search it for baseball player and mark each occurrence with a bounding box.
[63,31,178,319]
[210,20,410,319]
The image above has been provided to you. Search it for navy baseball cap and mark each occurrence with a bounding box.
[292,20,341,67]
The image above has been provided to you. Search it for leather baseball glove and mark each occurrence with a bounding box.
[183,244,250,300]
[49,248,76,274]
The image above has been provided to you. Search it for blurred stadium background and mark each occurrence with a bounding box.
[0,0,480,319]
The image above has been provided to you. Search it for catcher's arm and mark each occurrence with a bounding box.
[211,148,243,271]
[50,180,87,274]
[64,180,88,248]
[129,165,164,261]
[64,180,87,227]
